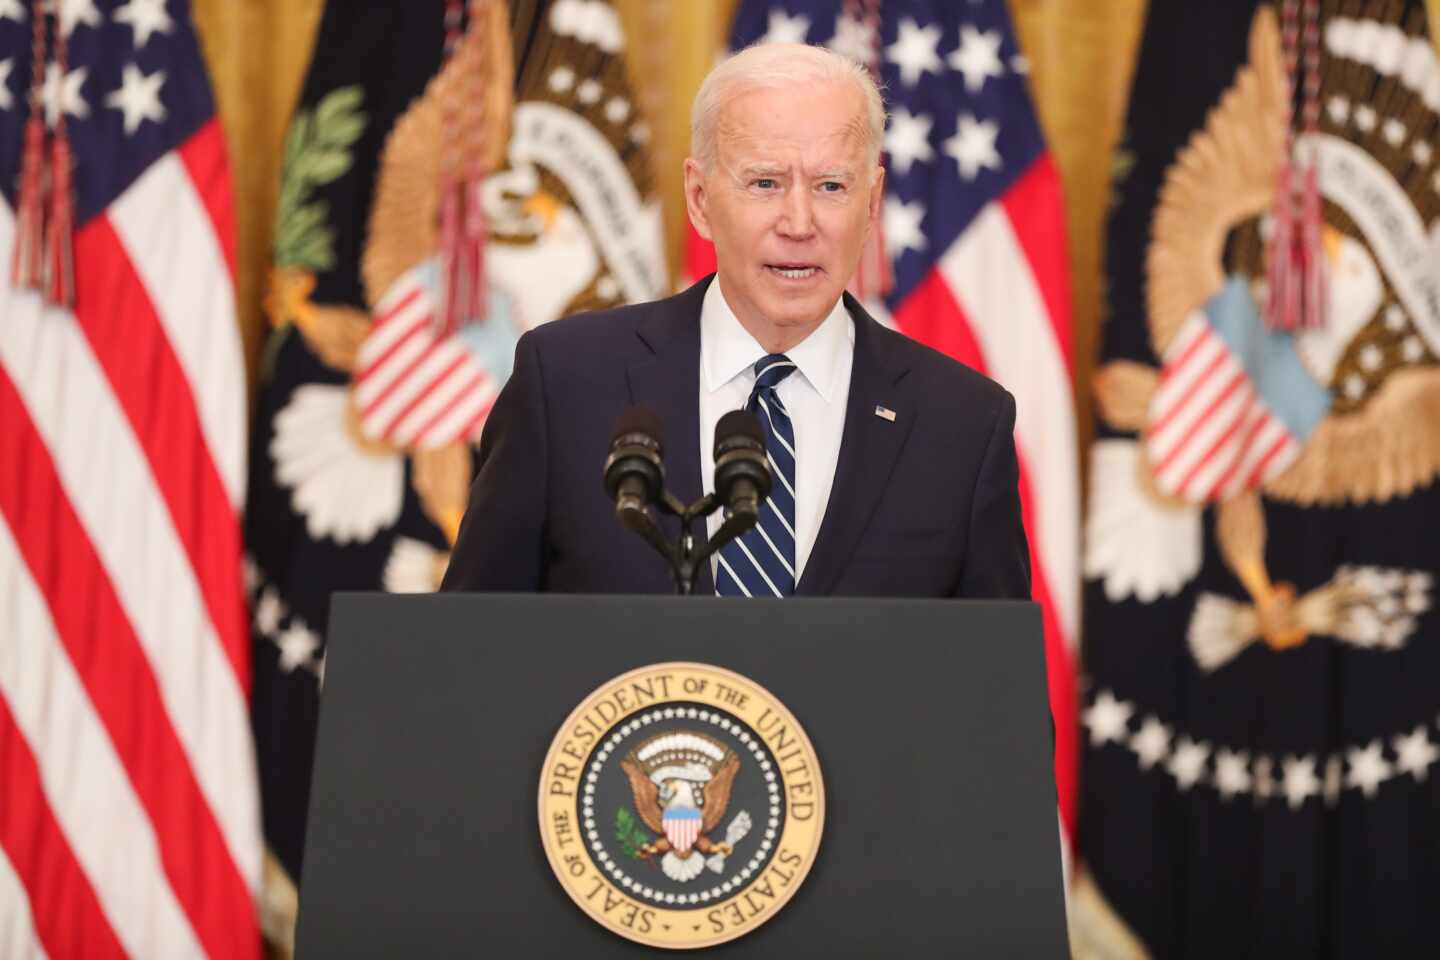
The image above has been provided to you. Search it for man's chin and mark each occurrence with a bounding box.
[767,300,840,334]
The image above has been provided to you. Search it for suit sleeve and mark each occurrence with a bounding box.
[440,331,548,591]
[956,390,1031,599]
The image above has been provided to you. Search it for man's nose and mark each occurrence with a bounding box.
[777,186,816,240]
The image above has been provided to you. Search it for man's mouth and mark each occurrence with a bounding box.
[766,264,820,280]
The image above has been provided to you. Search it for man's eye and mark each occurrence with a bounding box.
[753,179,777,190]
[819,181,844,193]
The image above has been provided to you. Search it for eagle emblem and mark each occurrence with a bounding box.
[618,732,753,883]
[1091,3,1440,668]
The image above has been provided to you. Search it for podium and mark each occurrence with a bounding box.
[297,594,1067,956]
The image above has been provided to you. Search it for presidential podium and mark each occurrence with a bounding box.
[296,594,1068,956]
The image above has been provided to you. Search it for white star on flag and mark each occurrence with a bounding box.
[255,588,285,637]
[0,58,13,111]
[1214,748,1252,800]
[1129,717,1172,770]
[275,620,321,672]
[948,25,1005,93]
[1281,754,1321,809]
[43,62,88,125]
[113,0,173,49]
[548,65,574,93]
[884,106,934,175]
[604,96,629,124]
[1167,736,1210,790]
[1393,726,1439,781]
[1345,740,1393,797]
[885,17,943,87]
[107,63,166,135]
[944,112,1001,180]
[827,11,873,64]
[1082,690,1133,747]
[56,0,102,36]
[883,196,927,259]
[760,9,810,45]
[0,0,23,23]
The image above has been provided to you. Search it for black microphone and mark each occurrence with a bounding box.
[712,410,772,530]
[603,407,665,531]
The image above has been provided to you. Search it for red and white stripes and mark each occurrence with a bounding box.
[893,156,1080,842]
[1146,313,1298,503]
[0,120,260,959]
[352,269,499,449]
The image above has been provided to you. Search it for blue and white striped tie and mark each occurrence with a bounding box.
[716,354,798,597]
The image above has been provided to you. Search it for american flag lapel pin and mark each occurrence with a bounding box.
[874,405,896,422]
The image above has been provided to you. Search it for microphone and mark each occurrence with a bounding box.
[712,410,772,530]
[603,407,665,531]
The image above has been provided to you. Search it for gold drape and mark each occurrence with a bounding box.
[1010,0,1149,459]
[613,1,739,282]
[191,0,327,397]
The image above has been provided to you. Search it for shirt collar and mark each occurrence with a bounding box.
[700,277,853,402]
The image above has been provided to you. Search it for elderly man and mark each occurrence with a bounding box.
[441,43,1029,598]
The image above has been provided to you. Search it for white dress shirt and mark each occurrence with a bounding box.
[699,278,854,582]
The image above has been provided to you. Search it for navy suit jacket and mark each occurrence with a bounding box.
[441,277,1030,598]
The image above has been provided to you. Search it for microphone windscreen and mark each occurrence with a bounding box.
[612,406,664,449]
[714,409,764,455]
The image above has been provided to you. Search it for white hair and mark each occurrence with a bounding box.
[690,43,886,172]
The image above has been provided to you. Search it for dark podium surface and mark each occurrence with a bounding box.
[298,594,1067,957]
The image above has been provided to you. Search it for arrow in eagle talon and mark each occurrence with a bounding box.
[707,811,753,872]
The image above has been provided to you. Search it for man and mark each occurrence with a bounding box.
[441,43,1029,598]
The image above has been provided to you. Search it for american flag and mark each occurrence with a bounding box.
[1146,279,1329,503]
[0,1,260,957]
[352,264,500,450]
[686,0,1080,847]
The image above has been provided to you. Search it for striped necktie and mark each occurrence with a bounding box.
[716,354,797,597]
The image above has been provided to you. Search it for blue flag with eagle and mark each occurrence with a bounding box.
[1076,1,1440,955]
[244,0,664,945]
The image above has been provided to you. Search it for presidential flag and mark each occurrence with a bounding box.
[245,0,665,944]
[1080,0,1440,953]
[0,0,260,956]
[687,0,1081,847]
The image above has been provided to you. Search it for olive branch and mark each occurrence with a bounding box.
[273,85,367,272]
[614,807,652,860]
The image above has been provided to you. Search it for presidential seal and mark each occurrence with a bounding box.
[538,662,824,949]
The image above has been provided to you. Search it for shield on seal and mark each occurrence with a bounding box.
[662,807,702,855]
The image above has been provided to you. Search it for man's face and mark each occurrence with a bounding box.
[685,80,883,346]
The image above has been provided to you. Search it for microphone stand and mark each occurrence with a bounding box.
[627,493,757,596]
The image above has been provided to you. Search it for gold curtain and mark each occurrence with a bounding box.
[1009,0,1148,459]
[191,0,327,398]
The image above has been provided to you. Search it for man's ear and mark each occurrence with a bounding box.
[867,165,885,225]
[683,157,713,241]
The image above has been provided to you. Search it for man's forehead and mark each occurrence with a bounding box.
[714,83,869,163]
[717,113,868,167]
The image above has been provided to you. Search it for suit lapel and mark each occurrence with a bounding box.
[626,277,714,594]
[797,294,915,596]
